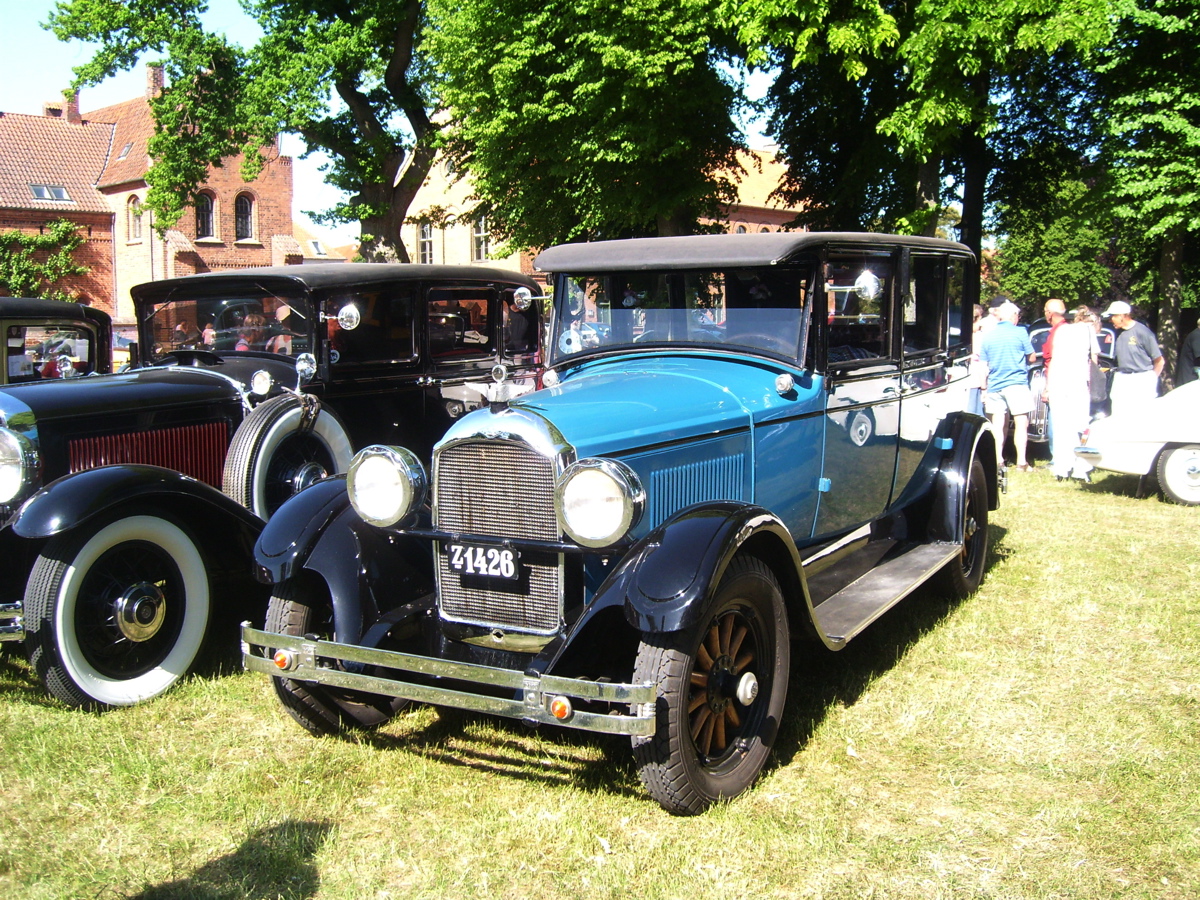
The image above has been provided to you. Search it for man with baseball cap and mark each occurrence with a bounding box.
[1104,300,1163,416]
[979,298,1037,471]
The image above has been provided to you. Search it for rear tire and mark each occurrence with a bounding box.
[632,555,789,815]
[265,578,407,736]
[223,394,353,520]
[935,458,989,600]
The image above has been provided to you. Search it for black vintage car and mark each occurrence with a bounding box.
[0,264,542,709]
[2,298,112,384]
[243,233,1001,814]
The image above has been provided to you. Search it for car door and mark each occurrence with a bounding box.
[815,249,901,536]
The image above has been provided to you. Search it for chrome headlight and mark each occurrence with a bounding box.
[0,427,38,506]
[249,369,273,397]
[556,458,645,548]
[346,445,427,528]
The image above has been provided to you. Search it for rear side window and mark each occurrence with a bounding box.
[427,286,495,358]
[904,254,945,358]
[6,322,96,381]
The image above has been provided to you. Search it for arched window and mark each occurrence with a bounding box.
[235,193,254,241]
[195,193,214,238]
[760,226,771,234]
[127,196,143,241]
[735,225,748,234]
[418,222,434,264]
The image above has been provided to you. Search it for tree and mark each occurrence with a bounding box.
[48,0,437,261]
[423,0,746,248]
[0,220,89,301]
[1095,0,1200,386]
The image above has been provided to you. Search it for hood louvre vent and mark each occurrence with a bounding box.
[68,421,229,488]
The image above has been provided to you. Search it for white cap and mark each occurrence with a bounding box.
[1103,300,1132,317]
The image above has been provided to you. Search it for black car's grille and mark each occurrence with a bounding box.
[434,439,562,633]
[69,421,229,488]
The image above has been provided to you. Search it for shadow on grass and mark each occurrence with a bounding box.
[769,522,1010,774]
[310,525,1013,806]
[126,820,332,900]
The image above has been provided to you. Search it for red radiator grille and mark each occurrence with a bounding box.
[69,421,230,488]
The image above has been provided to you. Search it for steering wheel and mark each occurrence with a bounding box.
[158,349,224,366]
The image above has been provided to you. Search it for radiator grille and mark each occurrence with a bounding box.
[69,421,229,488]
[434,439,562,633]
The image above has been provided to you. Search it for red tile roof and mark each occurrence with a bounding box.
[0,111,115,213]
[83,97,155,187]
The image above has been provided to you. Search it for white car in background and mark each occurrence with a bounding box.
[1075,380,1200,505]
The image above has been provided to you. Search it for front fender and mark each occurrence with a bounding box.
[255,482,435,647]
[12,464,262,539]
[590,501,805,634]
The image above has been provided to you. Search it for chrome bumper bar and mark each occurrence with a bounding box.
[0,602,23,641]
[241,623,656,737]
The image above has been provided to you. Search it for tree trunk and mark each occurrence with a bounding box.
[1157,224,1184,392]
[958,130,988,308]
[916,156,941,237]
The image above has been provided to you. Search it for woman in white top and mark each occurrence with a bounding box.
[1047,306,1101,481]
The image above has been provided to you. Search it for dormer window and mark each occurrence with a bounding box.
[309,240,327,257]
[117,142,133,160]
[30,184,70,201]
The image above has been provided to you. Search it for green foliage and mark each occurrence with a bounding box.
[995,179,1112,305]
[47,0,436,259]
[424,0,746,247]
[0,220,89,301]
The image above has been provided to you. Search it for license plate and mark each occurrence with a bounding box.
[447,543,519,580]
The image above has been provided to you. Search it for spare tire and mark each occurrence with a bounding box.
[223,393,353,519]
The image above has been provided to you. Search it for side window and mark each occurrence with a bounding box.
[502,290,538,356]
[327,289,416,366]
[904,254,945,359]
[825,252,895,364]
[6,323,95,381]
[428,287,494,358]
[947,257,970,351]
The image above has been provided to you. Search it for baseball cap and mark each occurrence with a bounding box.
[1103,300,1132,317]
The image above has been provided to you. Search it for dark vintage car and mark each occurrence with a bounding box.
[0,264,542,709]
[242,233,1001,814]
[2,298,113,384]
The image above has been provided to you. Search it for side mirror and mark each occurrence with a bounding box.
[336,304,361,331]
[854,271,883,301]
[512,287,533,312]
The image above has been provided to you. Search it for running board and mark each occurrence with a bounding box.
[811,543,961,646]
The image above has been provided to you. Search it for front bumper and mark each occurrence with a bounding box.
[0,601,22,641]
[241,623,656,737]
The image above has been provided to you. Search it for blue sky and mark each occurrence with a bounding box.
[1,1,358,245]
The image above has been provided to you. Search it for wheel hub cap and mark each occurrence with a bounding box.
[291,460,329,494]
[113,582,167,642]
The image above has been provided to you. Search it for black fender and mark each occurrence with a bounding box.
[585,501,809,635]
[12,464,263,540]
[254,478,434,647]
[927,412,999,545]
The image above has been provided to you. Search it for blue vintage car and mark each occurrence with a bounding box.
[243,233,1002,814]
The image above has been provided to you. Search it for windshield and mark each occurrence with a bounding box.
[551,267,813,364]
[142,289,313,360]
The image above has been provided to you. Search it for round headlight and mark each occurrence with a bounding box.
[250,369,273,396]
[0,428,36,506]
[346,445,427,528]
[557,458,645,548]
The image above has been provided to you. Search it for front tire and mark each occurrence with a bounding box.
[632,555,789,815]
[24,514,211,709]
[935,458,990,600]
[223,394,354,520]
[1157,444,1200,506]
[265,578,407,736]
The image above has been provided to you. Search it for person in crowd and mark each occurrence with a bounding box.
[979,299,1037,471]
[1104,300,1163,416]
[1176,322,1200,386]
[1047,305,1101,482]
[235,313,266,351]
[1038,298,1068,445]
[968,304,988,415]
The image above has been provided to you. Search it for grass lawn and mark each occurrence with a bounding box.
[1,465,1197,899]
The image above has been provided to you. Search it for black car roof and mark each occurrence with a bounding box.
[534,232,973,273]
[130,263,541,301]
[0,297,112,325]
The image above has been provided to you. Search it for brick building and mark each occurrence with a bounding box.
[403,148,804,285]
[0,65,300,328]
